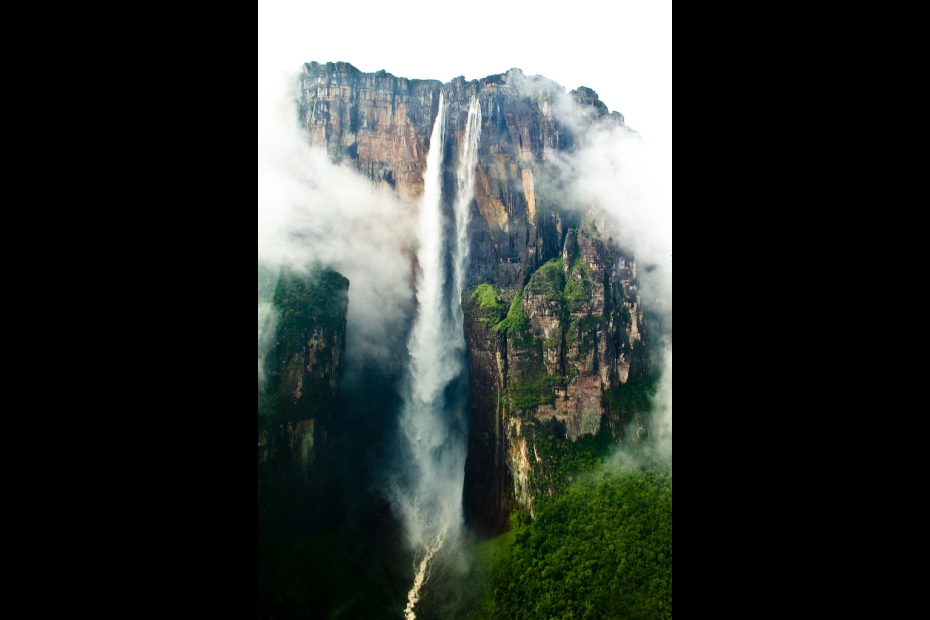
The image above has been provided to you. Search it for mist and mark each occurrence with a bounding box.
[651,348,672,460]
[531,90,673,461]
[258,66,417,376]
[257,61,670,620]
[572,125,671,290]
[257,301,278,388]
[571,124,671,457]
[383,95,482,619]
[503,70,672,306]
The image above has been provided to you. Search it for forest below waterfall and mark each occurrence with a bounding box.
[258,266,671,620]
[258,60,672,620]
[477,465,672,620]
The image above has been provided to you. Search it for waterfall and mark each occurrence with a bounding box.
[399,94,483,620]
[451,98,482,335]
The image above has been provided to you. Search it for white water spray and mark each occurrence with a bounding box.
[451,98,482,332]
[399,94,482,619]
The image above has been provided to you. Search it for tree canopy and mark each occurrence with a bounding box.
[479,466,672,620]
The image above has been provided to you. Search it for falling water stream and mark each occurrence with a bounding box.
[401,93,482,620]
[451,98,483,333]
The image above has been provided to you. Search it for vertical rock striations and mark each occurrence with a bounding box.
[299,62,655,534]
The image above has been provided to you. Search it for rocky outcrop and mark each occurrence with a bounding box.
[257,267,349,497]
[298,62,652,533]
[461,298,512,536]
[458,220,644,519]
[299,62,440,200]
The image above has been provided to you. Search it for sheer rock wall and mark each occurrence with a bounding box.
[299,61,646,534]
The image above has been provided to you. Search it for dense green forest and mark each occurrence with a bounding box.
[478,464,672,620]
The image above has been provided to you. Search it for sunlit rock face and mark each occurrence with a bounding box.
[300,62,650,534]
[299,61,619,288]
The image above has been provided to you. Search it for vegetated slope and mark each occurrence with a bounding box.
[479,465,672,620]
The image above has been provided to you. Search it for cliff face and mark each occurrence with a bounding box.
[299,61,622,288]
[257,268,349,501]
[299,62,649,534]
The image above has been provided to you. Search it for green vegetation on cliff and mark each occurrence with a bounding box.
[479,467,672,620]
[494,290,531,334]
[565,256,594,314]
[257,391,276,419]
[472,283,505,311]
[273,269,349,361]
[509,371,562,410]
[258,267,349,432]
[470,283,506,324]
[526,258,565,302]
[529,431,613,494]
[605,375,658,417]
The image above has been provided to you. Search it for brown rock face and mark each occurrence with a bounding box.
[299,62,650,534]
[300,62,441,200]
[299,62,603,288]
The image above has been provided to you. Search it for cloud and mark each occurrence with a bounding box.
[258,301,279,388]
[651,347,672,460]
[258,66,417,374]
[541,101,672,462]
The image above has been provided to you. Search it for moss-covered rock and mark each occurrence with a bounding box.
[258,265,349,494]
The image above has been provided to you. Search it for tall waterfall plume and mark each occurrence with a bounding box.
[396,94,482,620]
[451,98,482,333]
